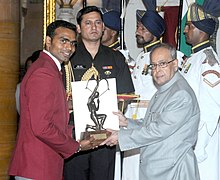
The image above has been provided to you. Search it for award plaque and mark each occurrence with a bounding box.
[82,130,112,146]
[71,78,119,145]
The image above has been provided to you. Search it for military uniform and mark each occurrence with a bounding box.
[71,43,134,94]
[181,41,220,180]
[108,40,121,50]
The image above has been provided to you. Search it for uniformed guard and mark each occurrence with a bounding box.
[181,2,220,180]
[101,9,121,50]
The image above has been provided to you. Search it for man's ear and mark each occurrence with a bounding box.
[45,36,52,51]
[102,23,105,33]
[174,59,179,71]
[111,30,117,37]
[77,24,81,33]
[200,30,209,40]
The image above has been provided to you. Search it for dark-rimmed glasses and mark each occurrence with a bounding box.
[149,59,176,70]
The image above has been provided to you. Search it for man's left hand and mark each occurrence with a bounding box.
[100,129,119,147]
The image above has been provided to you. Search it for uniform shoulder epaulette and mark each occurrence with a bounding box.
[202,49,219,66]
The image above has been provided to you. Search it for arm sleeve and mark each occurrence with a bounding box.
[119,90,198,151]
[26,68,79,158]
[194,61,220,162]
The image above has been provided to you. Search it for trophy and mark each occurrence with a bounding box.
[82,78,111,146]
[71,65,119,146]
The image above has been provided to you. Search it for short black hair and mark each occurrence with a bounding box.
[76,6,103,25]
[46,20,76,39]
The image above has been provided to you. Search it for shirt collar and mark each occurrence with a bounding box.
[192,40,210,53]
[108,40,120,49]
[143,40,161,53]
[43,50,61,71]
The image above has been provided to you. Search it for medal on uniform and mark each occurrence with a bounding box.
[142,64,149,75]
[184,63,191,73]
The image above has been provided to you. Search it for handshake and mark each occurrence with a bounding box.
[77,128,119,152]
[76,111,127,152]
[76,130,112,152]
[77,136,98,152]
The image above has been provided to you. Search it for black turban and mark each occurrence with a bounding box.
[140,10,165,38]
[102,10,120,32]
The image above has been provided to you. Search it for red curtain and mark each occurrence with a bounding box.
[161,6,180,48]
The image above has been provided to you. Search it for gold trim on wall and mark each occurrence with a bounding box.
[43,0,56,46]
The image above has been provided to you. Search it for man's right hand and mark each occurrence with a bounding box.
[78,136,97,151]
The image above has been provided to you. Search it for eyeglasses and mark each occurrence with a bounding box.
[149,59,176,70]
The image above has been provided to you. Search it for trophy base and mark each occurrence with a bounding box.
[82,130,111,146]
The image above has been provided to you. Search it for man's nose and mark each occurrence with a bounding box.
[65,42,75,51]
[91,22,97,29]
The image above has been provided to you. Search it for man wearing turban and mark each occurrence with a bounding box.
[181,2,220,180]
[101,9,121,50]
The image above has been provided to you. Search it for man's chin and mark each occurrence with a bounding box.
[136,41,145,48]
[62,58,70,63]
[64,58,70,62]
[136,39,145,46]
